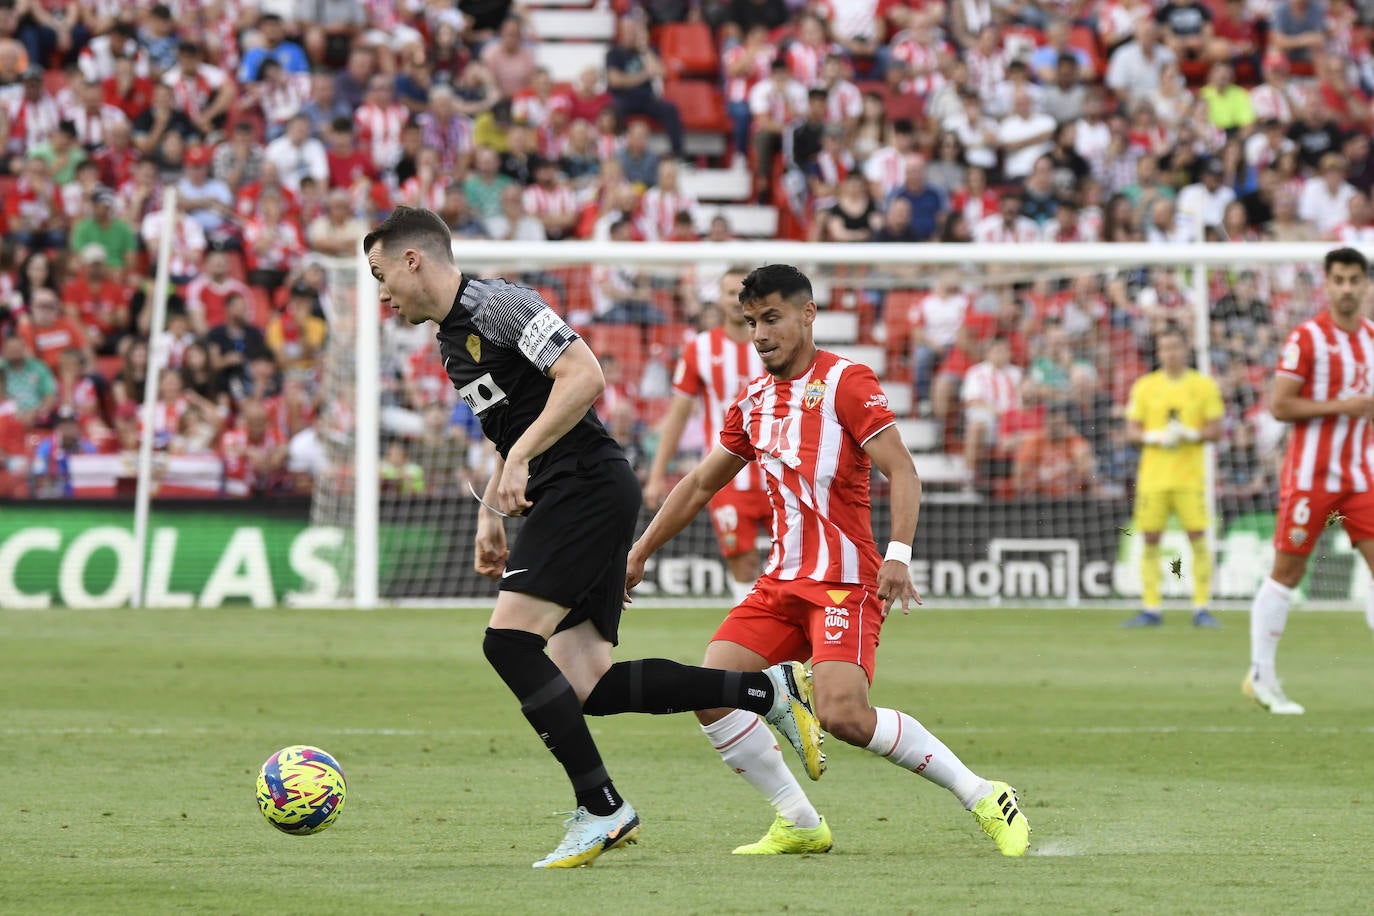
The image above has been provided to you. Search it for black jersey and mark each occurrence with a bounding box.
[436,275,623,487]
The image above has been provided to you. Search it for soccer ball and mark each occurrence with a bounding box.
[255,745,347,835]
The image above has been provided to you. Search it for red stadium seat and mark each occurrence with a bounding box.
[1069,25,1106,75]
[658,23,718,79]
[662,80,730,133]
[883,289,921,379]
[587,324,647,380]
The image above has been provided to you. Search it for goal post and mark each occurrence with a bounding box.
[317,240,1364,611]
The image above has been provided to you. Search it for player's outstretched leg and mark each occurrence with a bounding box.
[816,662,1030,857]
[581,658,825,778]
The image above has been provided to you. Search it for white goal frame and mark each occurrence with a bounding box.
[345,240,1341,609]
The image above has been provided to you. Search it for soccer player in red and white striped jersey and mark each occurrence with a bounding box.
[629,264,1031,857]
[645,269,767,602]
[1248,247,1374,715]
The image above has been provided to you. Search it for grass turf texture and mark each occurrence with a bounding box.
[2,606,1370,914]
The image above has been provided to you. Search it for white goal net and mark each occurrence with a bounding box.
[309,241,1368,610]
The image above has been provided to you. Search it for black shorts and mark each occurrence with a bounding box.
[499,454,641,645]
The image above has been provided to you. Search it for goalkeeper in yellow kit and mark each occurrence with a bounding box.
[1122,327,1225,628]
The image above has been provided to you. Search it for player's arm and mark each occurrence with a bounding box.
[1270,374,1374,422]
[627,446,747,593]
[474,453,509,578]
[644,392,694,508]
[864,424,923,615]
[497,338,605,515]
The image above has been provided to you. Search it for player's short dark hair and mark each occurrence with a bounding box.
[740,264,813,307]
[363,206,453,263]
[1157,325,1187,344]
[1324,247,1368,275]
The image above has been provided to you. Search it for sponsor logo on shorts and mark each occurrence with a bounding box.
[1289,526,1307,547]
[823,605,849,631]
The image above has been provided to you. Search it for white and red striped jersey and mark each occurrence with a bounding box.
[639,187,698,240]
[140,210,206,278]
[242,217,305,272]
[595,131,623,161]
[973,213,1042,244]
[721,350,896,584]
[784,41,838,87]
[256,75,311,133]
[7,94,61,152]
[163,63,228,120]
[965,47,1009,103]
[961,360,1023,412]
[723,43,776,104]
[511,88,571,129]
[862,146,912,200]
[397,175,447,211]
[523,182,578,224]
[67,103,129,149]
[812,148,854,188]
[674,327,766,493]
[1249,84,1295,124]
[153,396,188,449]
[1276,312,1374,493]
[887,31,950,85]
[748,78,807,127]
[78,35,152,83]
[354,101,409,171]
[825,80,863,122]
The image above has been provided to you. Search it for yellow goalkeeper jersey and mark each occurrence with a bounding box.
[1125,369,1223,492]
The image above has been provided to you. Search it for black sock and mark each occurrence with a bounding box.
[582,659,774,717]
[482,627,624,816]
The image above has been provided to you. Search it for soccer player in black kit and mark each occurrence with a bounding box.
[363,207,824,868]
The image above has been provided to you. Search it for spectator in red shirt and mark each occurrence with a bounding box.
[102,55,156,121]
[242,188,305,294]
[61,243,133,353]
[5,156,68,254]
[220,398,288,495]
[16,289,92,373]
[183,250,253,336]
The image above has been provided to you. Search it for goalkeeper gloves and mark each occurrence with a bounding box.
[1143,427,1181,448]
[1169,418,1202,443]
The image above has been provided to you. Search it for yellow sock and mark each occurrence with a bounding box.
[1141,542,1162,611]
[1191,539,1213,609]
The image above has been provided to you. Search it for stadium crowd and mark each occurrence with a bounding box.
[0,0,1362,500]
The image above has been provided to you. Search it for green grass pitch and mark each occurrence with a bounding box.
[3,605,1372,914]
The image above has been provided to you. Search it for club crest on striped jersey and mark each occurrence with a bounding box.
[466,334,481,363]
[803,378,827,410]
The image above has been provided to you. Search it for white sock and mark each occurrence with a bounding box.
[1250,577,1295,683]
[729,578,755,604]
[864,707,991,810]
[1365,580,1374,632]
[702,709,820,828]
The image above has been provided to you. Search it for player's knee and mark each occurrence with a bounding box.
[817,700,872,747]
[482,626,545,674]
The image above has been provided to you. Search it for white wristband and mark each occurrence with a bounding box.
[885,541,912,565]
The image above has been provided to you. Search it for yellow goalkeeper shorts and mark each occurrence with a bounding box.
[1133,489,1209,534]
